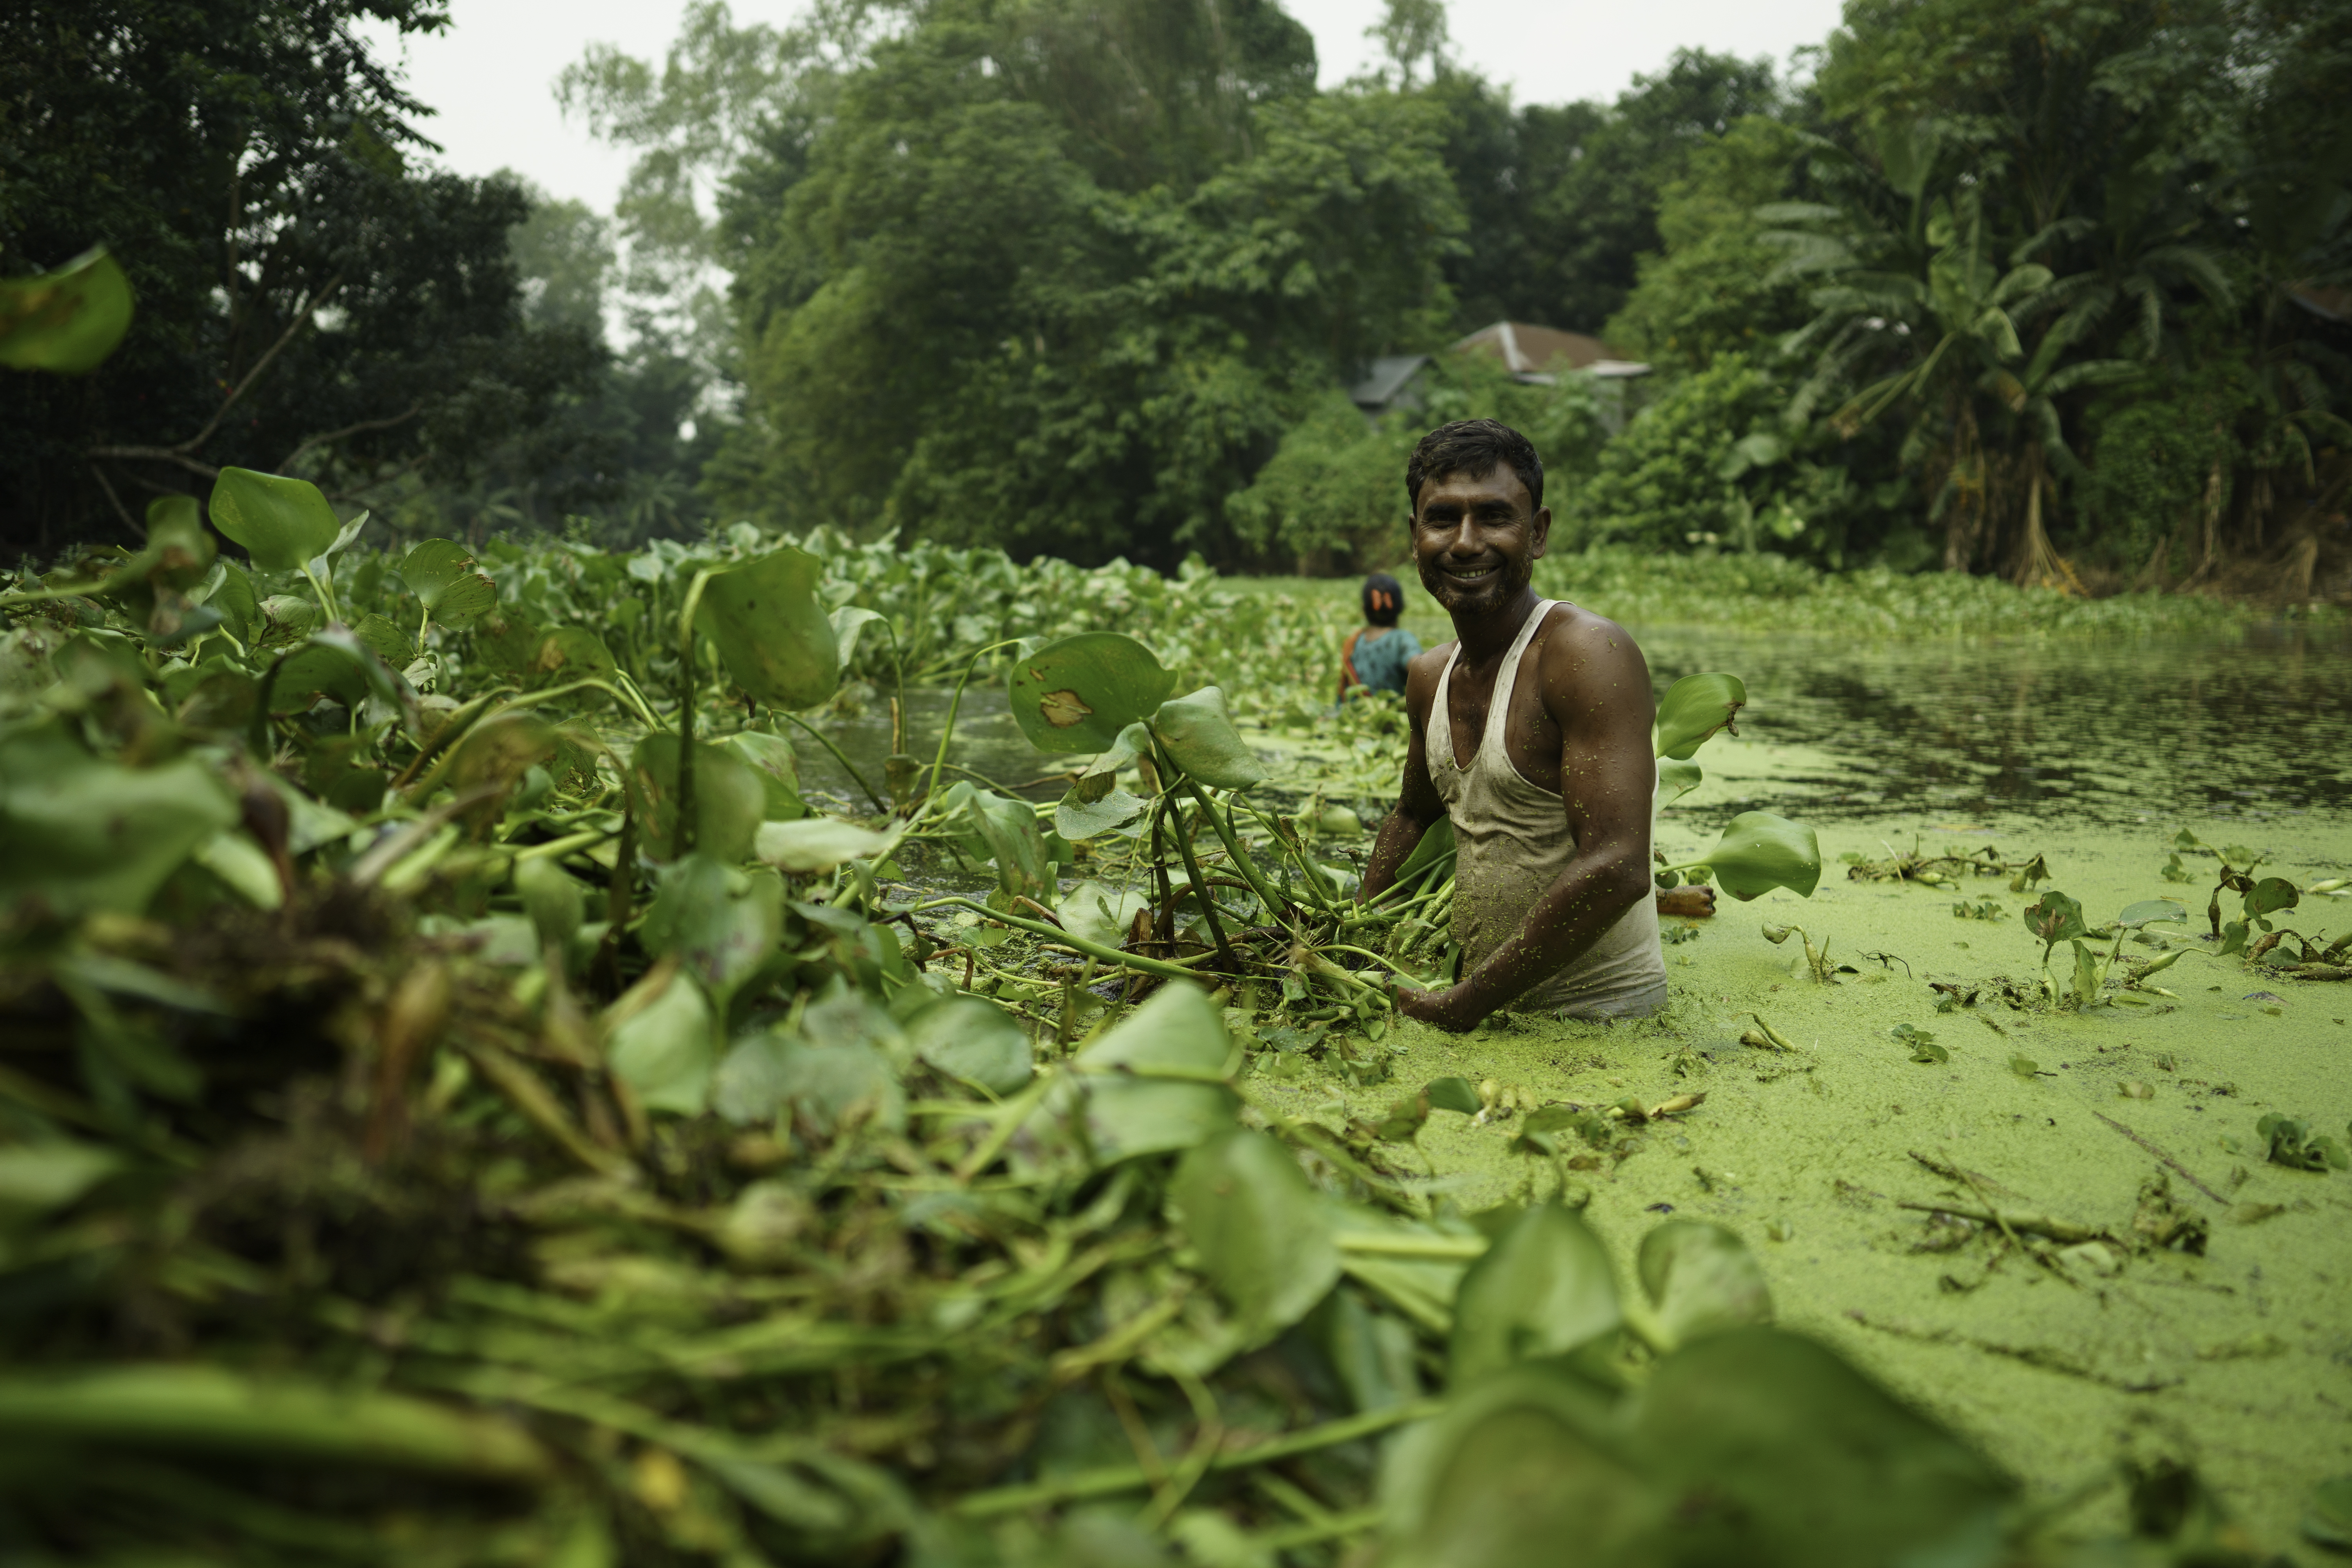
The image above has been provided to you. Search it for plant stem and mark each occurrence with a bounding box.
[1176,775,1289,923]
[778,712,887,813]
[926,637,1027,805]
[674,568,720,855]
[1153,744,1238,973]
[950,1398,1442,1518]
[911,897,1205,982]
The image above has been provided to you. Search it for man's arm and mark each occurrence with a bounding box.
[1397,617,1654,1031]
[1356,644,1449,906]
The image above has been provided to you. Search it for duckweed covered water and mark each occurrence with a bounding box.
[1212,617,2352,1549]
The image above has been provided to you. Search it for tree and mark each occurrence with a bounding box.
[0,0,601,554]
[1606,114,1819,374]
[1419,50,1782,336]
[702,1,1457,566]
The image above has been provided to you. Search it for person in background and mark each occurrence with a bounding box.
[1336,572,1423,704]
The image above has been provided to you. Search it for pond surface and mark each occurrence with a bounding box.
[1640,625,2352,827]
[798,625,2352,834]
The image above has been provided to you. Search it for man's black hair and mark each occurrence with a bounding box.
[1361,572,1405,626]
[1404,418,1543,513]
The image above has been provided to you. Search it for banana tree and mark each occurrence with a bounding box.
[1769,129,2102,573]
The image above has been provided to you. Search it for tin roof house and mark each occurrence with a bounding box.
[1346,321,1650,424]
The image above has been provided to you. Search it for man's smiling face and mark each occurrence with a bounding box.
[1410,463,1551,620]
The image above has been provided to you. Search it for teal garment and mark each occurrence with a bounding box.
[1349,626,1421,695]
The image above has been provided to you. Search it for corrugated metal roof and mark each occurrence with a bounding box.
[1348,354,1431,409]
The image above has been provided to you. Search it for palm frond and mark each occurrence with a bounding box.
[2045,358,2143,396]
[2143,245,2236,309]
[2011,217,2096,265]
[1754,201,1847,226]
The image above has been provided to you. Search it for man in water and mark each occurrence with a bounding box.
[1357,418,1667,1029]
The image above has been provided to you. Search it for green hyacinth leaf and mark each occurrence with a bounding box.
[1627,1328,2013,1563]
[1657,757,1703,809]
[1450,1203,1622,1384]
[1171,1130,1340,1345]
[0,247,132,374]
[1150,686,1265,789]
[209,468,343,573]
[1637,1221,1774,1348]
[1381,1373,1660,1568]
[698,549,840,711]
[400,539,498,627]
[1653,672,1747,760]
[1007,633,1175,755]
[723,730,804,822]
[1697,811,1821,901]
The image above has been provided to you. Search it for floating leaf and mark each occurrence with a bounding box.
[828,605,886,670]
[2305,1475,2352,1552]
[1627,1327,2013,1563]
[1390,815,1457,888]
[529,626,618,684]
[642,854,785,1014]
[1150,686,1265,789]
[1449,1203,1622,1384]
[724,730,805,822]
[698,549,840,711]
[1693,811,1820,901]
[1058,879,1149,949]
[627,734,766,862]
[2115,898,2187,929]
[1657,756,1703,808]
[1171,1130,1340,1343]
[1425,1076,1481,1115]
[0,1141,122,1221]
[1637,1221,1773,1348]
[753,818,891,874]
[2246,877,2299,919]
[1007,633,1175,755]
[1054,779,1146,841]
[514,857,586,951]
[905,998,1031,1096]
[1062,983,1234,1165]
[2023,889,2087,952]
[604,967,716,1116]
[399,539,497,628]
[0,721,237,916]
[208,468,343,573]
[2070,937,2102,1006]
[938,782,1049,898]
[1380,1372,1659,1568]
[0,247,132,373]
[1653,672,1746,760]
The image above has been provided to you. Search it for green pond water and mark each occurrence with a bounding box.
[809,622,2352,1549]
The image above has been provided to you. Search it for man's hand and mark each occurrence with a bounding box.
[1393,983,1484,1033]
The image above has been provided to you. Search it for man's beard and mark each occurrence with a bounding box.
[1419,549,1535,618]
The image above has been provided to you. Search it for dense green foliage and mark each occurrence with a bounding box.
[0,506,2328,1561]
[0,0,604,556]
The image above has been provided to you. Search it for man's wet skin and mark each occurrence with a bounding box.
[1356,462,1662,1031]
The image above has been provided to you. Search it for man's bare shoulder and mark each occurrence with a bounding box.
[1401,638,1453,720]
[1405,639,1456,686]
[1532,603,1649,702]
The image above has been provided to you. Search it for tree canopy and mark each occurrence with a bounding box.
[0,0,601,554]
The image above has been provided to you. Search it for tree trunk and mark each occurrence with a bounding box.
[2009,445,2072,590]
[1941,401,1985,571]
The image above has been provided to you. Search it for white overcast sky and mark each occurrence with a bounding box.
[367,0,1849,211]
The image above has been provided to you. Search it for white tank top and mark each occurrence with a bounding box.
[1426,599,1667,1018]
